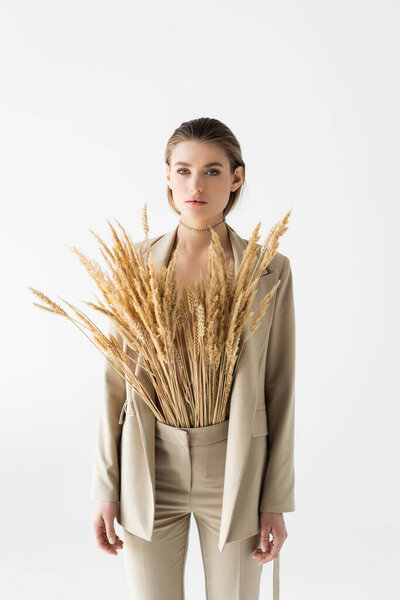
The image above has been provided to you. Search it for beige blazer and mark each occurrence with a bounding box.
[90,222,296,554]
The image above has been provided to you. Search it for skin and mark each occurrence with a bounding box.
[93,501,123,555]
[93,140,288,563]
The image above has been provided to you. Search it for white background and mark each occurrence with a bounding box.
[1,1,399,598]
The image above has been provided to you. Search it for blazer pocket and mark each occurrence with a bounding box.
[252,407,269,437]
[259,269,275,278]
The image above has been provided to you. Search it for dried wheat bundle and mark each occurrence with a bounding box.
[28,206,291,427]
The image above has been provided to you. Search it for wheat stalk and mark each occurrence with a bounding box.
[28,208,291,427]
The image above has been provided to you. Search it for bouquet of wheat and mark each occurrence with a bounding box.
[28,206,290,427]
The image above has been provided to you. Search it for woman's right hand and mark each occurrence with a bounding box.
[92,500,124,555]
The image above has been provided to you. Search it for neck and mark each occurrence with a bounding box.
[175,217,230,254]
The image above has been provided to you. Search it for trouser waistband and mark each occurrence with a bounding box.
[155,418,229,447]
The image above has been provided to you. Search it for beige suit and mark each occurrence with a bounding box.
[90,222,296,599]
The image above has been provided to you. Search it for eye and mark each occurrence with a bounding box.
[176,168,220,175]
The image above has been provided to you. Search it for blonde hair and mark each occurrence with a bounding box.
[165,117,246,217]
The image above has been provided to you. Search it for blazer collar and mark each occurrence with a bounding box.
[143,221,270,277]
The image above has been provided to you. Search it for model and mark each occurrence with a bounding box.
[91,117,296,600]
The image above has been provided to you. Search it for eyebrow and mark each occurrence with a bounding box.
[173,161,224,168]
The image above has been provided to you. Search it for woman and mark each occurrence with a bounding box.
[91,117,296,600]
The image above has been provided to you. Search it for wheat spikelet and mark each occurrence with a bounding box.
[233,222,261,293]
[142,203,149,239]
[244,280,281,342]
[258,209,291,273]
[28,288,69,318]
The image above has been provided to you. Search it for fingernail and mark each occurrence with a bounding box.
[261,545,267,552]
[109,537,115,544]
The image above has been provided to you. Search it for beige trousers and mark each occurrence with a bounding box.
[121,417,265,599]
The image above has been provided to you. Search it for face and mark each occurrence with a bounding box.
[166,140,244,224]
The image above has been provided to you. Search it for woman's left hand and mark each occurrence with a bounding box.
[252,511,288,564]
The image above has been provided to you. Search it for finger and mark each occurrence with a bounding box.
[110,534,124,549]
[93,519,122,555]
[96,528,117,555]
[251,529,269,555]
[105,519,116,545]
[258,540,281,564]
[259,529,270,553]
[100,529,121,555]
[269,532,285,553]
[93,518,107,547]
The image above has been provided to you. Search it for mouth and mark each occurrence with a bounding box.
[186,199,207,205]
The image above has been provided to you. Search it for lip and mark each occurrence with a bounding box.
[186,199,207,204]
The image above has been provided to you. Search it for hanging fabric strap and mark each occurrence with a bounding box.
[118,398,128,424]
[273,553,280,600]
[118,398,136,424]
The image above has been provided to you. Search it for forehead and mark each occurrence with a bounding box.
[171,140,228,166]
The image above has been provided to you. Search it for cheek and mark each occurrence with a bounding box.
[169,173,183,188]
[171,175,187,191]
[214,175,232,191]
[211,178,232,202]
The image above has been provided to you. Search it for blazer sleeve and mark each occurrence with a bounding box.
[90,319,128,502]
[259,255,296,513]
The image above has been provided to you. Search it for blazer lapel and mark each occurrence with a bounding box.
[219,224,278,549]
